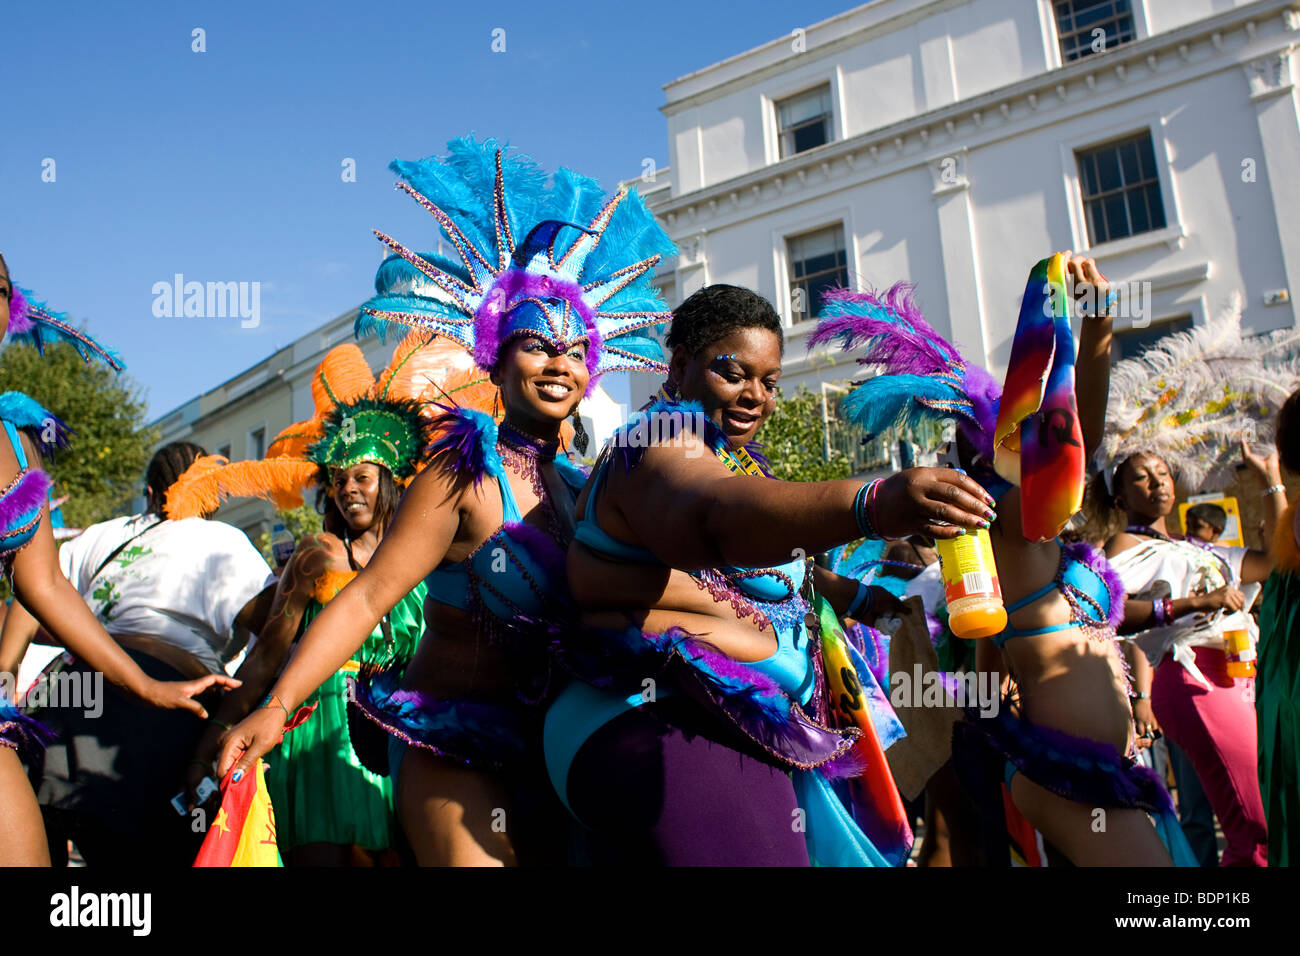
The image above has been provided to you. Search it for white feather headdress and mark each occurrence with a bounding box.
[1102,293,1300,490]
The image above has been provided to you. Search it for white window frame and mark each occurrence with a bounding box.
[762,71,844,166]
[1058,115,1183,258]
[1039,0,1150,71]
[773,210,857,335]
[246,423,268,462]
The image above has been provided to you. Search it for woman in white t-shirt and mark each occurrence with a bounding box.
[1105,446,1284,867]
[3,441,273,866]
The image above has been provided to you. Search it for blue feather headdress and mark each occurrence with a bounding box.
[356,136,676,395]
[6,287,124,371]
[808,284,1000,461]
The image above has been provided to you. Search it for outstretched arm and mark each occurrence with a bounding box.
[219,462,464,777]
[612,431,994,572]
[1067,254,1115,462]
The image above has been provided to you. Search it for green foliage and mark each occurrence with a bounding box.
[253,503,324,563]
[755,386,852,482]
[0,341,158,528]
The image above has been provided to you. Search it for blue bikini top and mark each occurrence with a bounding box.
[573,414,813,704]
[423,409,586,630]
[994,538,1119,647]
[0,393,65,568]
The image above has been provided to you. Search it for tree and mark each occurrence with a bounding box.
[0,342,159,529]
[755,386,852,482]
[253,503,325,564]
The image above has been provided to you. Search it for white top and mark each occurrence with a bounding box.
[1108,535,1253,687]
[59,514,273,674]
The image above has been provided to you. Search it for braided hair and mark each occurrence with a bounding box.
[147,442,208,516]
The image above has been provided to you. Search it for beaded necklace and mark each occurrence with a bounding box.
[497,421,566,545]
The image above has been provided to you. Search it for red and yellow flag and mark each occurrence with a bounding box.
[193,760,282,867]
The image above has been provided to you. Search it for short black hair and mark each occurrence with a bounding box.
[317,464,400,538]
[147,442,208,515]
[1277,387,1300,476]
[666,284,784,357]
[1186,502,1227,534]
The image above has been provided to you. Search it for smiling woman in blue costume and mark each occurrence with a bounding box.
[218,137,684,866]
[543,283,995,866]
[814,253,1197,866]
[0,252,237,865]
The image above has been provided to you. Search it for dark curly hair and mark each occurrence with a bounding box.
[666,284,784,357]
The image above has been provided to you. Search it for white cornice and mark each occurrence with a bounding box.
[653,1,1299,227]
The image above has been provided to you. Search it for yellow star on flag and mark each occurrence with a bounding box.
[213,807,231,837]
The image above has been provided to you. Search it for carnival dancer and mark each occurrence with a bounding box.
[0,253,237,865]
[1097,304,1294,866]
[543,282,994,866]
[165,335,467,864]
[1258,386,1300,865]
[217,136,680,866]
[816,252,1194,865]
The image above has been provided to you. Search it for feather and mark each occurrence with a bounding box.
[5,287,124,371]
[1104,294,1300,487]
[164,456,317,519]
[311,344,375,414]
[426,406,502,487]
[0,392,71,452]
[0,468,53,536]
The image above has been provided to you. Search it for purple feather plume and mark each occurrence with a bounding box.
[426,405,502,487]
[810,284,958,375]
[6,287,34,335]
[0,468,53,534]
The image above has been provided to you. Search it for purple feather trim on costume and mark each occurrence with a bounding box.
[6,287,34,335]
[0,469,53,533]
[426,405,502,487]
[960,364,1001,460]
[1063,539,1126,629]
[810,284,956,376]
[957,705,1175,815]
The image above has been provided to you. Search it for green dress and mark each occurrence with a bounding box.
[1257,567,1300,867]
[266,581,427,851]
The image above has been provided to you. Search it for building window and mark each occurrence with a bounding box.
[787,226,848,323]
[247,427,265,461]
[776,85,833,159]
[1112,316,1192,363]
[1076,132,1167,245]
[1054,0,1135,62]
[217,443,232,460]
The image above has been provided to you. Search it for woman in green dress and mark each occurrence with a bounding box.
[168,334,453,864]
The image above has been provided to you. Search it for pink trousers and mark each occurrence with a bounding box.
[1152,646,1267,866]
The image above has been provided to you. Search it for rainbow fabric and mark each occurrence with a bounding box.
[993,254,1085,541]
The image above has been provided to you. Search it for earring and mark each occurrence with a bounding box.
[492,391,501,420]
[571,408,589,455]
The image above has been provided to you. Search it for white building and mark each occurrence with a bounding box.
[638,0,1300,467]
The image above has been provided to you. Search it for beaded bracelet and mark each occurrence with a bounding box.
[854,479,882,539]
[846,580,873,619]
[867,478,897,541]
[1263,483,1286,496]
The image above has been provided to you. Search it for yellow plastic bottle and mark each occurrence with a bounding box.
[1223,628,1256,679]
[935,528,1008,639]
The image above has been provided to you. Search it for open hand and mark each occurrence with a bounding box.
[875,467,995,540]
[140,674,240,718]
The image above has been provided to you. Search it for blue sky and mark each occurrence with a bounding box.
[1,0,856,418]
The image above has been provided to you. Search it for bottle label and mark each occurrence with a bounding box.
[938,531,1002,605]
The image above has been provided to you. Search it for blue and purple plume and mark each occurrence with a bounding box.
[6,287,124,372]
[809,284,999,461]
[356,137,676,395]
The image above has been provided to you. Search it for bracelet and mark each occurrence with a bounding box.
[867,478,897,542]
[260,692,290,725]
[846,580,873,619]
[1152,597,1170,626]
[854,479,882,539]
[1263,483,1286,496]
[1130,692,1151,700]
